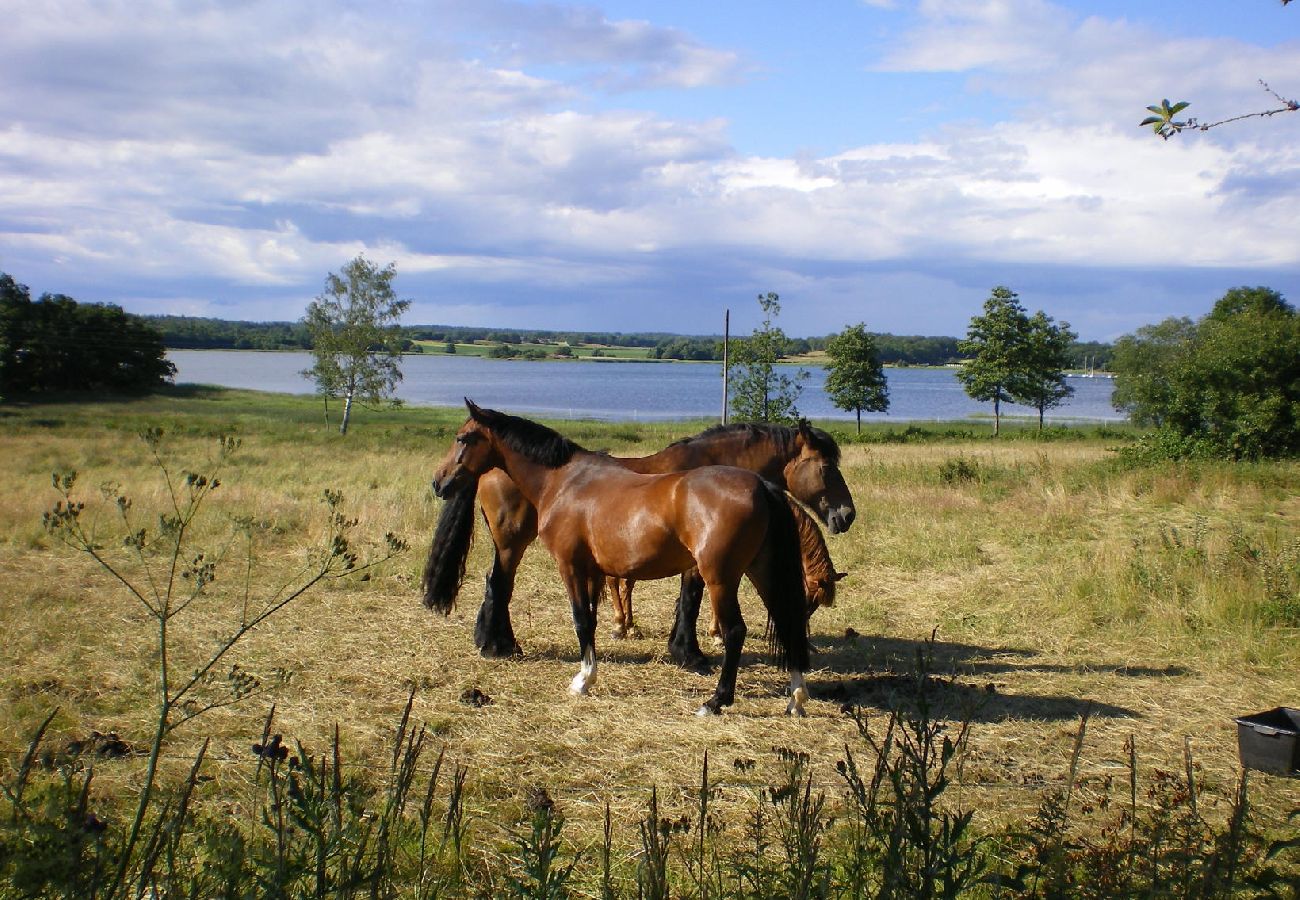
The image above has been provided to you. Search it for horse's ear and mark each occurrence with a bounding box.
[465,398,485,420]
[834,571,849,582]
[796,418,813,442]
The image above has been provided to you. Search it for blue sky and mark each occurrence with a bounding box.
[2,0,1298,340]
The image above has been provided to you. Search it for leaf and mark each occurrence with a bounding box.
[1139,116,1162,127]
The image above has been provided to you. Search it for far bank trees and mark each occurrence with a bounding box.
[302,256,410,434]
[1,272,175,396]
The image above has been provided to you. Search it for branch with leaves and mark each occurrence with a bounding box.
[1140,82,1299,139]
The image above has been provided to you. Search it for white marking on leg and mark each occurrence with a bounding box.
[785,670,808,717]
[568,647,598,695]
[696,704,718,717]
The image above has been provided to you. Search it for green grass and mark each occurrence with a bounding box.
[2,386,1299,897]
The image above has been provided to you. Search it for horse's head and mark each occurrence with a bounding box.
[806,569,848,617]
[431,399,502,497]
[783,420,856,534]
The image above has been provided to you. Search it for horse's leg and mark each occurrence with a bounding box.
[696,580,744,715]
[608,577,642,640]
[474,473,536,658]
[668,569,712,674]
[566,568,603,695]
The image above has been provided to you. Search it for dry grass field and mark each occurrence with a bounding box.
[2,388,1298,883]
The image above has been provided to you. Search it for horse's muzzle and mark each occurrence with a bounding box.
[826,507,855,534]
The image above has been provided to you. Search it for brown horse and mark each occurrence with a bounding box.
[428,400,812,717]
[608,493,845,640]
[425,418,854,671]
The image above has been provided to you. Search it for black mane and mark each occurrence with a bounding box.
[476,406,580,468]
[670,421,841,466]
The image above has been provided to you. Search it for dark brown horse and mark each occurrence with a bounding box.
[428,401,813,716]
[425,418,854,671]
[611,491,846,642]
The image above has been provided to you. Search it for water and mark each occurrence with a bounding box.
[167,350,1124,424]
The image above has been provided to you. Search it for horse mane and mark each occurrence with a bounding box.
[791,499,832,581]
[422,482,478,614]
[670,421,842,466]
[789,497,836,608]
[474,406,580,468]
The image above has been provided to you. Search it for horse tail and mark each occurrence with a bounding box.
[758,480,810,672]
[421,483,477,614]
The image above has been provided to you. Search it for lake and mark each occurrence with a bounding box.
[167,350,1124,424]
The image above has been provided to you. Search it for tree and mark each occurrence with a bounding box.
[823,322,889,433]
[1111,286,1300,458]
[728,292,808,424]
[302,256,410,434]
[1012,311,1076,432]
[957,286,1031,435]
[0,272,175,396]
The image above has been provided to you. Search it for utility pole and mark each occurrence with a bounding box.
[721,309,729,424]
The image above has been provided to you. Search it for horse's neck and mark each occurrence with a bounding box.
[490,442,563,507]
[629,434,787,481]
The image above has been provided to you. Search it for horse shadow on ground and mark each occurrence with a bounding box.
[804,631,1175,724]
[513,628,1166,724]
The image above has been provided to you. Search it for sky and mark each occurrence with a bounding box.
[2,1,1299,341]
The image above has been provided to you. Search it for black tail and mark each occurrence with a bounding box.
[757,481,810,672]
[421,483,477,615]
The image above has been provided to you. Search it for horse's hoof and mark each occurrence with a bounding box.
[610,626,627,640]
[676,657,713,676]
[479,640,523,659]
[626,625,643,640]
[569,671,596,695]
[785,687,809,717]
[696,704,719,717]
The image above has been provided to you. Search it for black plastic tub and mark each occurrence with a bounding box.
[1235,707,1300,775]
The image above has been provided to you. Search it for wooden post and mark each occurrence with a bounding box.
[721,309,730,424]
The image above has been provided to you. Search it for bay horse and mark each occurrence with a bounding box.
[610,492,846,642]
[424,418,854,671]
[428,400,813,716]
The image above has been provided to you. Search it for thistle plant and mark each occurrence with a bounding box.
[38,427,408,898]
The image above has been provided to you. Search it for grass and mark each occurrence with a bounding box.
[1,387,1298,894]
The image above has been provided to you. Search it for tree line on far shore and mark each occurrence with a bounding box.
[3,260,1298,459]
[136,305,1116,370]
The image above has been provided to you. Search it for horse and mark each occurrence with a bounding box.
[428,400,813,717]
[424,418,854,671]
[607,492,846,641]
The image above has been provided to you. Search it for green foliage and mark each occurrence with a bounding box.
[302,255,411,434]
[0,271,176,396]
[836,643,986,900]
[1111,287,1300,459]
[1139,98,1192,139]
[0,700,468,899]
[503,788,580,899]
[957,286,1031,435]
[1016,310,1077,430]
[728,292,809,424]
[824,322,889,433]
[651,336,722,360]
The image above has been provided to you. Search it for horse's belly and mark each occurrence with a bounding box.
[592,521,695,581]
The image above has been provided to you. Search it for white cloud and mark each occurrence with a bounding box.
[1,0,1298,339]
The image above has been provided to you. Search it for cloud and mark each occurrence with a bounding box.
[1,0,1298,342]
